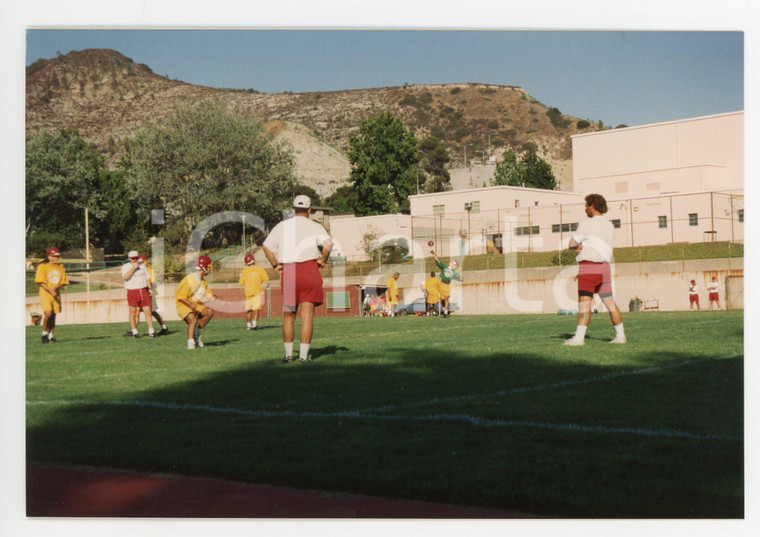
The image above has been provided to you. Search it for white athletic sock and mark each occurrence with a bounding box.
[252,320,257,327]
[284,342,294,357]
[148,328,155,335]
[574,325,587,340]
[614,323,625,337]
[300,343,310,358]
[247,322,252,328]
[132,328,138,335]
[162,324,167,330]
[41,331,48,337]
[48,332,54,340]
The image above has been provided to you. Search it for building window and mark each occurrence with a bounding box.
[658,216,667,229]
[433,205,445,217]
[464,201,480,213]
[688,213,698,226]
[551,223,579,233]
[738,209,744,223]
[514,200,520,208]
[647,182,660,191]
[514,225,540,236]
[611,219,621,229]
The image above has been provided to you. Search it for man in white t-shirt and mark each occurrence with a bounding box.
[707,276,722,310]
[688,279,701,310]
[263,195,332,363]
[121,250,155,338]
[564,194,626,346]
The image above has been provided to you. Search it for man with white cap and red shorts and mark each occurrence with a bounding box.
[121,250,155,338]
[565,194,626,346]
[262,195,332,363]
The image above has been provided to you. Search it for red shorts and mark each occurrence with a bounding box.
[282,260,323,311]
[577,261,612,298]
[689,294,700,304]
[127,288,151,308]
[709,292,719,301]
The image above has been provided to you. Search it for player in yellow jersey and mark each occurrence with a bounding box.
[35,247,69,343]
[385,271,400,317]
[138,254,169,335]
[423,271,441,316]
[238,254,269,331]
[175,255,217,350]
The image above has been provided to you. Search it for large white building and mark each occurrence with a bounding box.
[328,111,744,260]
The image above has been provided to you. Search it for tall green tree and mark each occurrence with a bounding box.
[25,128,106,255]
[492,147,557,190]
[348,111,419,215]
[120,100,297,246]
[419,136,452,193]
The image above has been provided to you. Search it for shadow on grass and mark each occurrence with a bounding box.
[26,345,744,519]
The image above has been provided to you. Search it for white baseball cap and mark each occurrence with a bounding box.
[128,250,139,258]
[292,195,311,209]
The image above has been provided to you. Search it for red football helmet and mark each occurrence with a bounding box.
[197,255,213,273]
[244,254,255,266]
[137,254,148,262]
[46,247,61,257]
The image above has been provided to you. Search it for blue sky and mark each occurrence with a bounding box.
[26,29,743,128]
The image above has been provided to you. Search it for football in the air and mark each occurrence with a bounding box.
[427,240,434,247]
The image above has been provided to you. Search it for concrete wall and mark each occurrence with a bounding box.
[26,258,742,326]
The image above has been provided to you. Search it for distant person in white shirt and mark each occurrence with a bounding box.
[688,279,701,310]
[121,250,155,338]
[707,276,722,310]
[564,194,626,346]
[263,195,332,363]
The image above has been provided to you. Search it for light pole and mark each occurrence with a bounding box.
[465,204,472,242]
[242,215,246,252]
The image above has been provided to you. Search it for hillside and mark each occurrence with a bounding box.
[26,49,602,194]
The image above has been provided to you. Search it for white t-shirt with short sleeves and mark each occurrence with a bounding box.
[263,215,331,264]
[121,262,150,290]
[571,215,615,263]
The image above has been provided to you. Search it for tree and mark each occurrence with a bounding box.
[418,136,451,193]
[492,150,524,186]
[94,170,140,254]
[120,100,297,248]
[492,147,557,190]
[348,111,419,215]
[324,185,357,213]
[26,128,106,255]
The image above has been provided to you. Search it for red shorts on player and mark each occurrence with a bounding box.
[282,260,323,311]
[709,292,719,301]
[127,288,151,308]
[690,294,700,305]
[577,261,612,298]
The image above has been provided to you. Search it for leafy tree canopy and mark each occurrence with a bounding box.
[419,136,452,193]
[120,100,297,246]
[492,147,557,190]
[348,111,419,215]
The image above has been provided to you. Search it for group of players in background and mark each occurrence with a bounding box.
[33,193,727,355]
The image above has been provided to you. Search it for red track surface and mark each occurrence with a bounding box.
[27,463,533,518]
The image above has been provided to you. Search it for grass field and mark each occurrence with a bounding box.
[26,310,744,518]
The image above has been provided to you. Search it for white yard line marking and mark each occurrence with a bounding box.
[360,353,743,413]
[25,398,740,442]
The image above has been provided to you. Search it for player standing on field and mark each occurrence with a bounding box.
[688,279,701,310]
[35,247,69,343]
[138,254,169,335]
[175,255,217,350]
[121,250,155,338]
[424,272,441,316]
[385,272,400,316]
[238,253,269,331]
[707,276,722,310]
[430,250,461,317]
[565,194,626,346]
[262,195,332,363]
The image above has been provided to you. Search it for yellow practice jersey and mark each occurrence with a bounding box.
[145,265,156,285]
[386,277,398,301]
[35,262,69,292]
[424,277,440,302]
[176,273,212,306]
[238,266,269,297]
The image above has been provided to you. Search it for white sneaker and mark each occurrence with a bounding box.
[564,337,585,346]
[195,336,204,348]
[187,339,196,350]
[609,336,627,344]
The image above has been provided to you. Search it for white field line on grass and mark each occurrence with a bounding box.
[359,352,743,413]
[26,398,740,442]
